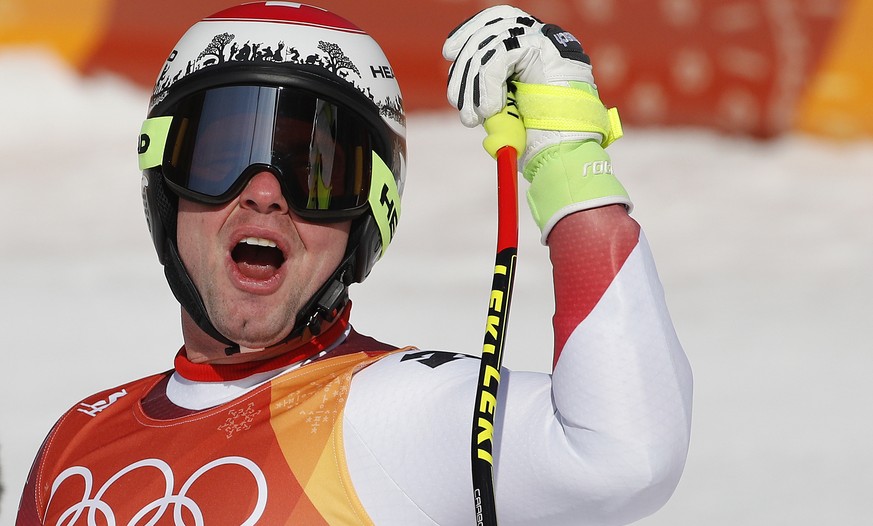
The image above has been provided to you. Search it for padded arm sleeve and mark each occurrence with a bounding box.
[344,207,692,525]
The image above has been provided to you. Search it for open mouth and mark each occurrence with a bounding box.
[231,237,286,280]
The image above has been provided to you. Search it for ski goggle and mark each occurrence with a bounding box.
[138,85,396,221]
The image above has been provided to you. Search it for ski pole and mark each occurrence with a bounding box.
[471,91,525,526]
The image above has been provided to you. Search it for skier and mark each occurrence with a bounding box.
[17,3,692,525]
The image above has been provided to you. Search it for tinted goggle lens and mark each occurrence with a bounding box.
[140,85,373,218]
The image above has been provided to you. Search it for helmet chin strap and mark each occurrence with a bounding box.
[163,230,357,358]
[164,241,237,350]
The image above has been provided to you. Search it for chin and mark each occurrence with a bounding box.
[218,318,294,350]
[207,298,301,348]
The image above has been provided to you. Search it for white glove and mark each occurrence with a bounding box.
[443,5,630,242]
[444,6,593,122]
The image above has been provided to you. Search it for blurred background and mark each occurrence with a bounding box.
[1,0,872,524]
[3,0,873,137]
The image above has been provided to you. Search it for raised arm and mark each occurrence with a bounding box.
[344,6,692,525]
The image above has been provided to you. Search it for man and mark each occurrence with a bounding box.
[18,3,692,525]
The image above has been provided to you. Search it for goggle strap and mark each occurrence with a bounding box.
[138,116,173,170]
[369,151,400,257]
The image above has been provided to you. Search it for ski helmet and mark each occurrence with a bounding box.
[137,2,406,349]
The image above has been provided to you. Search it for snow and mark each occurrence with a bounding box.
[1,49,872,524]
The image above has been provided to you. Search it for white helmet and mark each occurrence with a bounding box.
[137,2,406,349]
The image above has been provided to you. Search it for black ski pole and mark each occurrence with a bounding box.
[471,92,525,526]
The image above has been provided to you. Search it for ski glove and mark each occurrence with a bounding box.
[443,5,632,242]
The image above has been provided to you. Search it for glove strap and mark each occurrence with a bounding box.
[514,82,623,147]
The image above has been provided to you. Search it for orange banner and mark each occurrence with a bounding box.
[2,0,869,138]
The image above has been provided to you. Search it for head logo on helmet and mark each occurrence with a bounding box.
[151,2,405,134]
[139,2,407,351]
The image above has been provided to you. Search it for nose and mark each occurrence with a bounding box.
[239,171,289,214]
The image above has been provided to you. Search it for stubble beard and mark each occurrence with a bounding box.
[201,282,303,349]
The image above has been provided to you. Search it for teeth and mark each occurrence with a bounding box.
[240,237,278,248]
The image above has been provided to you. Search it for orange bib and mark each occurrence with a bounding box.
[34,351,392,525]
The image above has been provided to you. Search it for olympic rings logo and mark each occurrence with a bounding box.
[46,456,267,525]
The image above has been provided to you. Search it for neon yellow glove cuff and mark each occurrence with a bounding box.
[525,140,632,243]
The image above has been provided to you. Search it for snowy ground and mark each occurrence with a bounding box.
[1,49,872,525]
